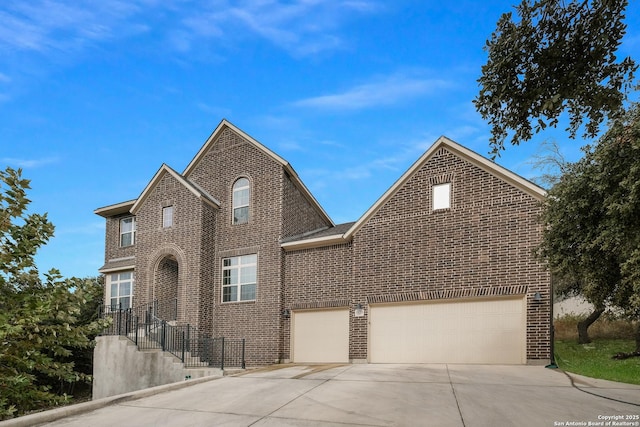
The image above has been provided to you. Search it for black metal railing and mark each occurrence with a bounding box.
[100,301,245,369]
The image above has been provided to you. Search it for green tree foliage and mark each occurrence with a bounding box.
[537,105,640,350]
[0,167,107,419]
[475,0,637,156]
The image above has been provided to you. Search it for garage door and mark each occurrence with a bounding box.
[369,297,525,364]
[292,308,349,363]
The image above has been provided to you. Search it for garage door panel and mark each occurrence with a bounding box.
[370,298,525,364]
[292,309,349,363]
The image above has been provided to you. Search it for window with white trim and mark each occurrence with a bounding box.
[222,254,256,302]
[109,271,134,310]
[120,217,136,247]
[433,182,451,210]
[162,206,173,228]
[232,178,250,224]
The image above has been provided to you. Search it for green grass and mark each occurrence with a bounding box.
[554,339,640,385]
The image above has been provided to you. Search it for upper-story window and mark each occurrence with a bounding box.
[232,178,250,225]
[120,217,136,247]
[162,206,173,228]
[433,183,451,210]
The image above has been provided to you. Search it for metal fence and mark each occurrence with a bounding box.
[100,302,245,369]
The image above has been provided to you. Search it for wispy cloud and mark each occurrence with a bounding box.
[0,1,147,54]
[175,0,381,56]
[292,73,453,111]
[0,0,380,67]
[0,156,60,168]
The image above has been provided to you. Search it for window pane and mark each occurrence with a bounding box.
[120,272,132,280]
[242,254,257,264]
[163,206,173,228]
[110,298,118,308]
[233,206,249,224]
[233,178,249,189]
[240,266,256,284]
[223,286,237,302]
[240,284,256,301]
[433,183,451,210]
[233,188,249,208]
[120,297,131,310]
[223,269,238,285]
[121,218,133,232]
[120,282,131,296]
[111,283,118,297]
[120,233,131,247]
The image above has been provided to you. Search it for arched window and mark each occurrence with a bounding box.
[232,178,250,224]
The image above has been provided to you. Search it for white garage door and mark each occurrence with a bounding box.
[292,308,349,363]
[369,297,526,364]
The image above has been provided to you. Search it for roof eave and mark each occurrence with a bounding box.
[130,164,221,215]
[281,234,350,252]
[283,163,334,226]
[183,119,288,177]
[94,200,136,218]
[98,264,136,273]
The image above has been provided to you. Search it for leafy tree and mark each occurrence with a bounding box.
[0,167,107,419]
[475,0,637,156]
[537,105,640,350]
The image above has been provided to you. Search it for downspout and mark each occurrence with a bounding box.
[546,275,558,369]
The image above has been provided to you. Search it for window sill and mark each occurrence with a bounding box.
[221,300,256,305]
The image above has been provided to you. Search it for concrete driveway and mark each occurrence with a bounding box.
[11,364,640,427]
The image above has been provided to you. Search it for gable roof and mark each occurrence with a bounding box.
[282,136,546,251]
[130,164,221,215]
[183,119,333,226]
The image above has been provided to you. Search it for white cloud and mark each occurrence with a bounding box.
[0,156,59,168]
[292,74,452,111]
[0,0,380,63]
[0,1,146,54]
[175,0,380,56]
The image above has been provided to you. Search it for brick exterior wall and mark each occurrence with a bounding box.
[282,171,330,239]
[184,127,331,365]
[282,243,353,359]
[97,124,550,367]
[133,171,211,328]
[103,215,135,263]
[282,147,550,362]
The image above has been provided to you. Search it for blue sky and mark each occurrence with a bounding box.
[1,0,638,279]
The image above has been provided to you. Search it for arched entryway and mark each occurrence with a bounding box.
[153,255,179,321]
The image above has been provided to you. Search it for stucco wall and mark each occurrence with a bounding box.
[92,336,221,400]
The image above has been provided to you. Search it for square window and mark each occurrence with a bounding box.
[433,183,451,210]
[108,271,135,310]
[221,254,257,302]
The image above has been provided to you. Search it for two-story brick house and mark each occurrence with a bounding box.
[95,119,551,369]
